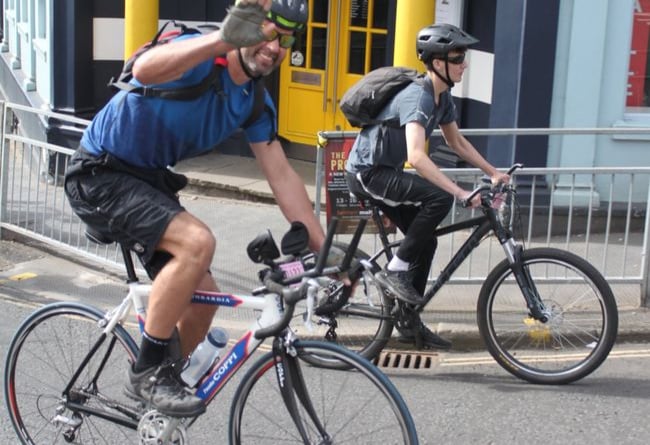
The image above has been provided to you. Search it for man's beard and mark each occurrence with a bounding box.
[240,47,279,77]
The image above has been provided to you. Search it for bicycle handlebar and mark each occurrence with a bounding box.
[459,163,523,208]
[253,217,367,340]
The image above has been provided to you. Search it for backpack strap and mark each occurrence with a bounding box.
[242,77,266,128]
[240,77,278,141]
[111,63,224,100]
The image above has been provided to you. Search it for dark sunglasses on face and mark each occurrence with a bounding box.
[445,53,467,65]
[264,29,296,48]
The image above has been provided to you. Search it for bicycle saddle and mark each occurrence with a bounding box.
[84,226,115,245]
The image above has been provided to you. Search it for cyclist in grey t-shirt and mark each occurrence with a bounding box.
[345,23,509,350]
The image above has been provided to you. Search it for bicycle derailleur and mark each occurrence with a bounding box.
[309,280,346,341]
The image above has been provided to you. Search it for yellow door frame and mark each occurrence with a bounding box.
[277,0,434,146]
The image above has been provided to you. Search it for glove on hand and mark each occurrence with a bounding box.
[221,1,268,48]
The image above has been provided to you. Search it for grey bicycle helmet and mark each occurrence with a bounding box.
[267,0,308,31]
[416,23,478,63]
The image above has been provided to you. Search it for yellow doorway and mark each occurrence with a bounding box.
[277,0,394,145]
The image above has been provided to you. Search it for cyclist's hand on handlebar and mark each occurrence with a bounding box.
[458,190,481,208]
[491,171,511,187]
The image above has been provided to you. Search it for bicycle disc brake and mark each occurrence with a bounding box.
[137,410,187,445]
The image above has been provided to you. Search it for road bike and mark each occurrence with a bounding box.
[295,164,618,384]
[4,218,418,444]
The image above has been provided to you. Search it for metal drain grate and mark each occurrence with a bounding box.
[373,349,440,371]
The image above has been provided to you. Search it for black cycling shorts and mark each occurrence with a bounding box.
[65,149,186,277]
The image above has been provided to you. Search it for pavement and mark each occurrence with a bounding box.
[173,150,322,206]
[2,148,650,349]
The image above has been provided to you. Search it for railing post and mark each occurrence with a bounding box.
[0,101,8,238]
[314,132,327,219]
[642,180,650,307]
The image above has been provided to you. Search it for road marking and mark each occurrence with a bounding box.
[439,348,650,367]
[8,272,37,281]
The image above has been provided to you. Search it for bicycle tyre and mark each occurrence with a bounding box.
[5,302,141,444]
[291,244,394,368]
[229,339,418,444]
[477,247,618,384]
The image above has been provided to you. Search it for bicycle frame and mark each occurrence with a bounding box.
[368,189,549,321]
[61,247,331,441]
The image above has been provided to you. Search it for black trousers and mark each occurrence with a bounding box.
[346,167,453,295]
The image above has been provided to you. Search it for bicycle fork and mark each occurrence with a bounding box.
[501,239,549,323]
[272,336,331,445]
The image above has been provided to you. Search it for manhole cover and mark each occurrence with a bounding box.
[373,349,440,371]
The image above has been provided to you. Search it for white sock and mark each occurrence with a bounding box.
[387,256,409,272]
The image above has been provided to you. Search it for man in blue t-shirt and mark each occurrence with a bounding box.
[346,23,509,351]
[65,0,320,417]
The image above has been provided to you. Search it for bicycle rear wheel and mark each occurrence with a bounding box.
[290,245,394,368]
[4,302,141,444]
[229,339,418,444]
[477,247,618,384]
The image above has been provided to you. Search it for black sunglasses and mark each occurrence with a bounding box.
[445,53,467,65]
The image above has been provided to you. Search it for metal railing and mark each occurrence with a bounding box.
[2,101,650,307]
[315,131,650,308]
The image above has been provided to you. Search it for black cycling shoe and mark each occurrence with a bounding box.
[125,362,206,418]
[396,322,452,350]
[374,269,425,305]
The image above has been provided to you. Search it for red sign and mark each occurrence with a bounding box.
[323,134,396,235]
[627,0,650,107]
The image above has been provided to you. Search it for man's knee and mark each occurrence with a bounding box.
[163,217,216,266]
[184,227,216,262]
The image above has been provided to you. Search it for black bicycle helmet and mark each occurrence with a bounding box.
[267,0,308,32]
[416,23,478,63]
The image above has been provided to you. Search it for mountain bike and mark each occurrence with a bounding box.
[295,164,618,385]
[4,218,419,444]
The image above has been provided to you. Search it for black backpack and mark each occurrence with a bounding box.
[339,66,425,128]
[108,21,266,129]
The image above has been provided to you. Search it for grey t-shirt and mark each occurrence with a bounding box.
[345,80,457,173]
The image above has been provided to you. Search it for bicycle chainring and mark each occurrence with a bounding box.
[393,303,420,333]
[137,410,187,445]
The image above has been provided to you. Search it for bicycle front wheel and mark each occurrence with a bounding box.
[290,245,394,368]
[4,302,141,444]
[477,247,618,384]
[229,339,418,444]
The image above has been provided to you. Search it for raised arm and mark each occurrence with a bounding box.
[132,0,274,85]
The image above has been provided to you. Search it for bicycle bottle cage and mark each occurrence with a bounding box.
[247,230,280,264]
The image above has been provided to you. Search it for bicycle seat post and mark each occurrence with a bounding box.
[119,244,139,283]
[371,207,394,261]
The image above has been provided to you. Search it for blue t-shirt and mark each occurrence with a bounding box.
[345,80,456,173]
[81,38,276,169]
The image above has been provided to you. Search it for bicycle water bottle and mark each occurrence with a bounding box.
[181,327,228,387]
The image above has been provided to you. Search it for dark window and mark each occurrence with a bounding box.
[372,0,389,28]
[350,0,368,27]
[370,33,387,70]
[311,28,327,70]
[349,31,366,74]
[313,0,328,24]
